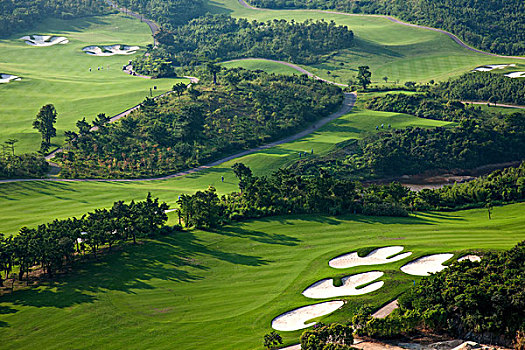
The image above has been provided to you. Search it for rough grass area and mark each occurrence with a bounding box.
[0,203,524,349]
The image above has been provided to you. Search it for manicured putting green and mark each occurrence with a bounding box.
[0,203,524,349]
[0,14,187,153]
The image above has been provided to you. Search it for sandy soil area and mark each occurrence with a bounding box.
[329,246,412,269]
[272,301,345,332]
[302,271,384,299]
[400,254,454,276]
[20,35,69,46]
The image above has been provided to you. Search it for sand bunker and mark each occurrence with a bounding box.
[272,301,345,332]
[21,35,69,46]
[83,44,140,56]
[302,271,384,299]
[0,74,21,83]
[473,64,516,72]
[400,253,453,276]
[329,246,412,269]
[458,254,481,262]
[504,71,525,78]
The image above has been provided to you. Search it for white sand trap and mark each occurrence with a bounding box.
[20,35,69,46]
[473,64,516,72]
[302,271,384,299]
[0,74,21,83]
[458,254,481,262]
[83,44,140,56]
[504,71,525,78]
[329,246,412,269]
[272,300,344,332]
[400,253,454,276]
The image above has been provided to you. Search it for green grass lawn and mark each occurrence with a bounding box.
[0,202,524,349]
[0,105,451,234]
[0,14,187,153]
[209,0,522,86]
[221,59,301,75]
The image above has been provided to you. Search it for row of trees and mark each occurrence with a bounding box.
[175,161,525,229]
[354,241,525,346]
[0,194,168,287]
[249,0,525,56]
[54,69,343,178]
[0,0,110,37]
[115,0,206,28]
[132,15,354,75]
[434,72,525,106]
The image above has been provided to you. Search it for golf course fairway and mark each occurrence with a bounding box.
[0,203,524,349]
[0,14,187,154]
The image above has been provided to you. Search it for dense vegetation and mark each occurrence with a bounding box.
[173,161,525,228]
[56,69,343,178]
[249,0,525,56]
[289,107,525,179]
[295,73,525,180]
[132,15,354,76]
[435,72,525,106]
[116,0,206,28]
[0,153,49,179]
[365,94,475,122]
[300,323,354,350]
[0,0,109,37]
[0,194,169,287]
[361,111,524,176]
[355,241,525,346]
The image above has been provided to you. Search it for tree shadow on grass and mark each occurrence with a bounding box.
[0,180,81,201]
[0,304,17,327]
[0,231,268,313]
[212,226,301,246]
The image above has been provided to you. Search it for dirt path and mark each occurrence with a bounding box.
[238,0,525,61]
[1,92,356,184]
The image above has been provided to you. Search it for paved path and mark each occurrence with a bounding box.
[372,299,399,319]
[238,0,525,61]
[462,101,525,109]
[105,0,159,46]
[1,92,356,184]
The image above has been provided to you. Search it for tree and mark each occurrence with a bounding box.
[357,66,371,90]
[382,76,388,83]
[172,82,187,99]
[92,113,110,129]
[187,86,202,101]
[232,163,253,192]
[206,61,222,85]
[224,72,241,89]
[64,131,77,149]
[33,104,58,150]
[263,331,283,349]
[0,233,13,287]
[76,117,91,135]
[4,139,18,155]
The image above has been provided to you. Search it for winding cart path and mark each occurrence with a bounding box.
[238,0,525,60]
